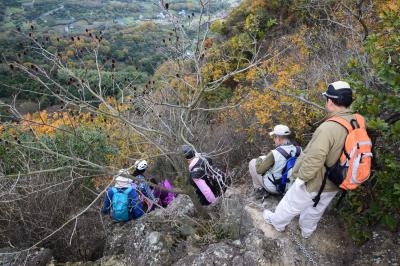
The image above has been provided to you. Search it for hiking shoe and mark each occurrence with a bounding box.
[263,209,284,232]
[301,231,312,239]
[252,187,268,200]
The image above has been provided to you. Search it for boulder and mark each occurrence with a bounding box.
[0,247,52,266]
[103,195,196,265]
[173,243,237,266]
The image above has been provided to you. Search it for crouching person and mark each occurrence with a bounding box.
[249,125,301,200]
[182,145,228,205]
[102,171,144,222]
[151,178,176,208]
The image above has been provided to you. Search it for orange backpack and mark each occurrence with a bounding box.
[313,114,373,207]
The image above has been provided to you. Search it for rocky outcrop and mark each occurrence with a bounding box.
[0,247,52,266]
[27,186,400,266]
[103,194,196,265]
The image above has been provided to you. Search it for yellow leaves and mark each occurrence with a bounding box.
[290,28,309,58]
[22,110,78,136]
[237,87,316,141]
[66,50,75,57]
[210,20,224,33]
[273,63,302,89]
[244,14,258,33]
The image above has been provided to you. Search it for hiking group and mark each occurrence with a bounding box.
[102,80,372,239]
[101,144,229,221]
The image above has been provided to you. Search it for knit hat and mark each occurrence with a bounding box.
[115,169,132,188]
[181,144,195,160]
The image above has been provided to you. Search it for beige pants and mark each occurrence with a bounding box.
[249,159,278,194]
[265,178,337,236]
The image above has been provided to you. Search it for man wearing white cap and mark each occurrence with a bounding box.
[249,124,301,199]
[263,81,355,238]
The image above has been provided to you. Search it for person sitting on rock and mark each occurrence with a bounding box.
[101,170,144,222]
[249,125,301,200]
[263,81,355,238]
[150,177,176,208]
[132,160,156,212]
[181,144,228,206]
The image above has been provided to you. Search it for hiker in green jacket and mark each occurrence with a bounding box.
[263,81,354,238]
[249,125,301,200]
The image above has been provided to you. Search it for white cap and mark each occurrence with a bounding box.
[322,81,351,99]
[269,124,291,136]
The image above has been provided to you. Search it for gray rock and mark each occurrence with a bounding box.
[219,189,245,239]
[152,194,195,218]
[243,251,267,266]
[0,247,52,266]
[232,255,244,266]
[173,243,237,266]
[103,195,196,265]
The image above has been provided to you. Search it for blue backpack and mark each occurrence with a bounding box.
[275,146,301,194]
[111,187,132,222]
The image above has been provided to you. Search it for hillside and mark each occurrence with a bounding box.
[0,0,399,265]
[0,0,239,114]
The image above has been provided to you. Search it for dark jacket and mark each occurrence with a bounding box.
[189,156,228,205]
[101,186,144,220]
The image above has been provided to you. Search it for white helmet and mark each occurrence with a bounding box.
[134,160,148,171]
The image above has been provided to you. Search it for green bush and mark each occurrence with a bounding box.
[340,7,400,243]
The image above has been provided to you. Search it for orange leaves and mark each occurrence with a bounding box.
[204,38,213,49]
[250,0,267,11]
[386,1,399,12]
[21,110,83,135]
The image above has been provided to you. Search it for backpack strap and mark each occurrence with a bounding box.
[354,114,366,129]
[295,146,301,157]
[312,171,328,207]
[124,187,133,194]
[275,147,290,160]
[326,117,353,133]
